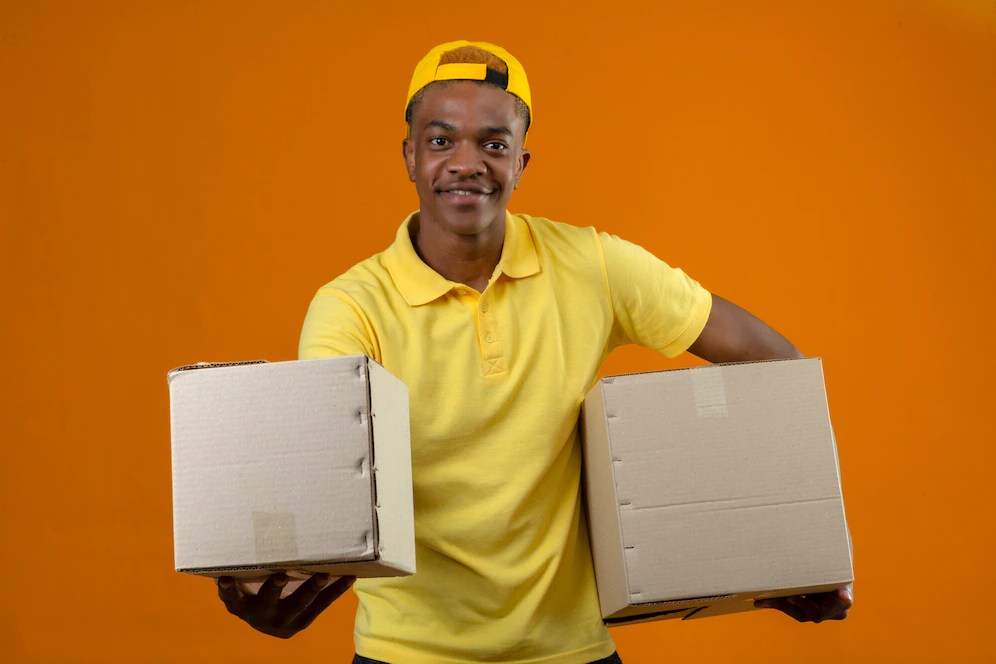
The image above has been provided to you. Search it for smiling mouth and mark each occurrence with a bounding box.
[436,187,495,206]
[439,188,494,196]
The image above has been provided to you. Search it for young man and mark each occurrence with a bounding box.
[216,40,853,663]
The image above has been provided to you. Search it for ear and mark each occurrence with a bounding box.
[402,136,416,182]
[514,149,531,190]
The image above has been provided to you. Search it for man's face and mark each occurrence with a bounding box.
[403,81,530,236]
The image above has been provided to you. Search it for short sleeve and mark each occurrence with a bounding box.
[298,288,379,361]
[598,232,712,358]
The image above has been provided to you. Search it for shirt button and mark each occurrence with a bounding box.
[457,289,467,296]
[481,303,489,312]
[485,334,495,343]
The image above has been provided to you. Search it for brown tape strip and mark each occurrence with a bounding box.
[252,511,299,563]
[690,366,728,418]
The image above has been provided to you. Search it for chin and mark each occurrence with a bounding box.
[433,207,501,236]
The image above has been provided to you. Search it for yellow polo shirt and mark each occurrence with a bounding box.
[299,211,712,664]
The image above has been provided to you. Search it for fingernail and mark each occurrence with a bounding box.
[754,600,770,609]
[316,573,330,587]
[273,574,288,587]
[842,588,852,603]
[217,577,233,589]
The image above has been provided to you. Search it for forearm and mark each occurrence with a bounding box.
[688,294,804,363]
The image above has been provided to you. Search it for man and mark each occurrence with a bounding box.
[216,40,853,663]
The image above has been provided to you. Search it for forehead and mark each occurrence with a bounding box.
[414,81,525,133]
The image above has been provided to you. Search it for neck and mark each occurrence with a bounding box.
[412,211,506,293]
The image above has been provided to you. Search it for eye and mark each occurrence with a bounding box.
[484,142,508,151]
[429,137,449,147]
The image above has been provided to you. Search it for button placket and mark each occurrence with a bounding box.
[477,293,505,375]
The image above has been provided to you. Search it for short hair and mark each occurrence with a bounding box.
[405,45,532,136]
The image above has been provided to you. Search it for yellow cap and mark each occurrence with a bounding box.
[405,40,532,140]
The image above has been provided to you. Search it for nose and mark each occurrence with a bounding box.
[447,140,486,177]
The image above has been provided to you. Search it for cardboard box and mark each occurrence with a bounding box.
[168,355,415,581]
[582,358,852,625]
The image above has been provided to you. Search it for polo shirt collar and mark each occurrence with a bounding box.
[385,210,540,307]
[498,209,541,279]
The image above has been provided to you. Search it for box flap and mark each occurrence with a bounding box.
[581,381,631,617]
[367,359,416,575]
[167,360,267,384]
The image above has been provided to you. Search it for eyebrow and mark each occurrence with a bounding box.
[424,120,458,132]
[422,120,514,138]
[479,126,513,138]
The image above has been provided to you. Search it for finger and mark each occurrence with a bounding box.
[819,585,853,620]
[255,573,289,608]
[280,573,332,621]
[216,576,246,615]
[755,597,811,622]
[789,596,825,623]
[291,576,356,630]
[839,584,854,606]
[818,589,851,620]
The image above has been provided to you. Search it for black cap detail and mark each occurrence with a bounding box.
[484,67,509,89]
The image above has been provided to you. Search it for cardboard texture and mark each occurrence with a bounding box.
[168,355,415,581]
[582,358,853,625]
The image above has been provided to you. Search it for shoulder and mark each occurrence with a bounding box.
[312,251,392,303]
[514,213,601,262]
[303,251,407,334]
[517,213,596,243]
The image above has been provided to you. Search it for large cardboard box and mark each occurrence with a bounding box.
[168,355,415,581]
[582,358,852,625]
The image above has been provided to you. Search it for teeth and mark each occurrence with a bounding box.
[450,190,475,196]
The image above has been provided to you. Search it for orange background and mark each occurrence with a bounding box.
[2,1,994,662]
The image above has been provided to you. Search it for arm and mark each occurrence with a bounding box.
[688,294,804,363]
[687,293,853,623]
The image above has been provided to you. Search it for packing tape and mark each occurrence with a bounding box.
[252,511,299,563]
[690,366,729,418]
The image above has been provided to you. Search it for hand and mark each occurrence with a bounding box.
[754,583,852,623]
[216,572,356,638]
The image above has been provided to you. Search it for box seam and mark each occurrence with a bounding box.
[363,357,381,562]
